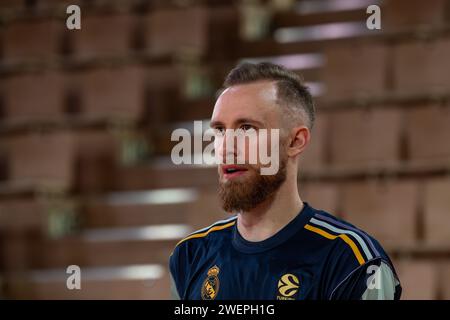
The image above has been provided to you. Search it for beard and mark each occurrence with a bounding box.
[218,156,287,213]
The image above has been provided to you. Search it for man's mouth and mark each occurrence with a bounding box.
[221,165,249,179]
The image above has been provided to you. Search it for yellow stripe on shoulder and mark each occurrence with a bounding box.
[176,220,236,247]
[304,224,366,265]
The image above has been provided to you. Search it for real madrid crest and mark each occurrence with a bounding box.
[201,265,220,300]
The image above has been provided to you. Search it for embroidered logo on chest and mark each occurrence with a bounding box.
[277,273,300,300]
[201,265,220,300]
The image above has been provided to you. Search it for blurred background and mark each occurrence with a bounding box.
[0,0,449,300]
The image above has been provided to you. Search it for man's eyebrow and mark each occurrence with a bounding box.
[234,118,265,127]
[209,120,223,128]
[210,118,265,128]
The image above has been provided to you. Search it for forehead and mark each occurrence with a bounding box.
[211,81,280,125]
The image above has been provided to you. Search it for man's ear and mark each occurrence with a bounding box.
[286,126,310,158]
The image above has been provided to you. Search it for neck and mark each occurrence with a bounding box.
[237,172,303,242]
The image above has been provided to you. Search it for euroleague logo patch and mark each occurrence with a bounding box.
[277,273,300,300]
[201,265,220,300]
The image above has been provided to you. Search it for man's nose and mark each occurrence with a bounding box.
[216,133,237,163]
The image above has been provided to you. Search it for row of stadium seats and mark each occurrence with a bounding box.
[1,0,450,299]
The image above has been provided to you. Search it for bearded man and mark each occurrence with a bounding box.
[169,62,401,300]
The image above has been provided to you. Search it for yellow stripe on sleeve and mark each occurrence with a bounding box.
[304,224,366,265]
[176,221,236,247]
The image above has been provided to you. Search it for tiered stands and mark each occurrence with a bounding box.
[1,0,450,299]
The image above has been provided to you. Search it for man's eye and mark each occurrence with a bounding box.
[240,124,255,131]
[214,127,225,135]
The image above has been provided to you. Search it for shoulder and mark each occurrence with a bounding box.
[303,209,388,267]
[302,207,401,299]
[177,215,237,248]
[169,215,237,298]
[170,215,237,261]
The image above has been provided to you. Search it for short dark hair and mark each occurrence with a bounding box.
[223,62,315,129]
